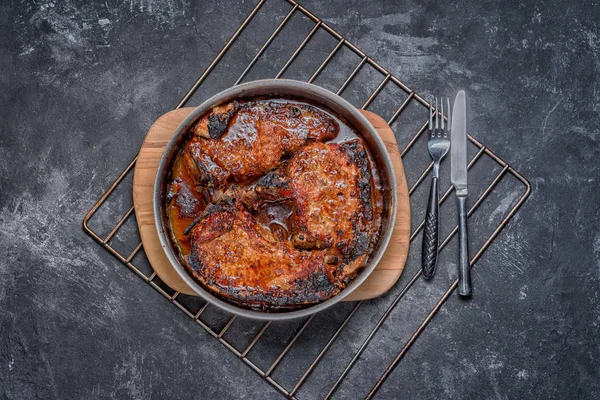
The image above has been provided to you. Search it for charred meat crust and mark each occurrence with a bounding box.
[193,101,240,139]
[338,139,378,261]
[349,231,370,260]
[340,140,373,221]
[189,268,339,310]
[256,170,287,189]
[207,111,233,139]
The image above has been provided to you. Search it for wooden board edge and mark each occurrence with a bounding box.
[133,108,198,296]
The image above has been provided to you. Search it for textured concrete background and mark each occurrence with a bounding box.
[1,0,599,399]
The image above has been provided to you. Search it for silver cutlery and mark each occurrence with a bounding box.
[422,98,451,280]
[450,90,472,297]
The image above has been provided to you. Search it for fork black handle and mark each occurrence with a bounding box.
[422,176,439,280]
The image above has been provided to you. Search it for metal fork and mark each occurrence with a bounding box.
[422,98,451,280]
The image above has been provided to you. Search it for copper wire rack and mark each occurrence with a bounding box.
[82,0,531,398]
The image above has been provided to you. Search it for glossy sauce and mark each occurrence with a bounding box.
[167,154,205,256]
[255,200,295,240]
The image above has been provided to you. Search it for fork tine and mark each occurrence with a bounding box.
[447,97,451,131]
[440,97,444,130]
[429,98,433,131]
[435,97,439,129]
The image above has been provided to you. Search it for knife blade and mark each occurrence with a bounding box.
[451,91,467,196]
[451,90,472,297]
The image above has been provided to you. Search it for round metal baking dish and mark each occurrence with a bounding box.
[154,79,397,320]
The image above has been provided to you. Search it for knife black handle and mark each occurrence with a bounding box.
[457,196,472,297]
[422,176,439,280]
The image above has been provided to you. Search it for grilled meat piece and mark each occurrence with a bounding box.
[287,141,376,260]
[187,203,339,309]
[187,100,339,192]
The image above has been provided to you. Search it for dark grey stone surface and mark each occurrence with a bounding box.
[1,0,598,399]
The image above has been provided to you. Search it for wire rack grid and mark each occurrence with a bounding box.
[83,0,531,398]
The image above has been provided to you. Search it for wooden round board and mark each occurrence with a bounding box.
[132,107,410,301]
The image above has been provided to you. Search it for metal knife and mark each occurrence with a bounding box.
[450,91,472,297]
